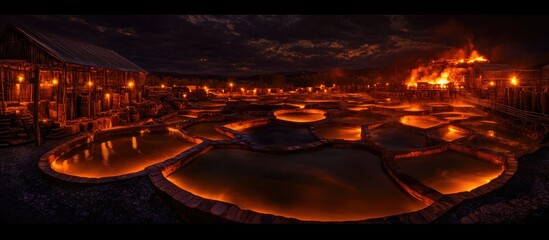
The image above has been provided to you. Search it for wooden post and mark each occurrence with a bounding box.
[1,66,5,115]
[55,69,59,121]
[71,67,76,119]
[88,72,92,118]
[33,67,41,146]
[62,65,67,123]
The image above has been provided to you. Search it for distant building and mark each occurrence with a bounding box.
[0,22,147,124]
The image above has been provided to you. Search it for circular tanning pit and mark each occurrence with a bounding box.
[184,122,231,141]
[333,114,388,125]
[346,104,374,112]
[459,120,535,144]
[303,99,340,105]
[314,124,362,141]
[432,112,483,122]
[347,106,369,111]
[243,124,319,146]
[165,148,427,222]
[273,109,326,123]
[369,126,432,151]
[399,115,446,130]
[430,125,470,142]
[462,136,519,154]
[373,104,409,111]
[449,103,476,111]
[396,150,503,194]
[191,101,226,108]
[49,130,197,179]
[402,107,429,115]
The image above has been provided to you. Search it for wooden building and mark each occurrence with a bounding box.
[0,22,147,125]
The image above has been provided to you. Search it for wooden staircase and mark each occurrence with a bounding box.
[0,114,14,147]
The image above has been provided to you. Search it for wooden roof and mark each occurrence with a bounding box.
[3,22,146,73]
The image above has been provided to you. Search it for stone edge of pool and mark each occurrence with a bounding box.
[38,115,519,223]
[149,135,517,224]
[38,124,205,184]
[271,108,329,125]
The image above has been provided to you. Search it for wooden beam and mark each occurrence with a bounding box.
[33,67,41,146]
[0,66,5,115]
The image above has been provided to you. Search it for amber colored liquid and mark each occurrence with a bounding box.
[167,148,426,221]
[52,132,196,178]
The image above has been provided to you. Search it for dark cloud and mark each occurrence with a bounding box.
[1,15,549,75]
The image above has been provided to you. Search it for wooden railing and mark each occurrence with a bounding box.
[463,96,549,132]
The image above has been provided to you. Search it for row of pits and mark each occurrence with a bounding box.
[39,103,539,223]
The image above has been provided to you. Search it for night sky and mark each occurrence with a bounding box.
[1,15,549,75]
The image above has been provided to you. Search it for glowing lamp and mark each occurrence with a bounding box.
[87,81,93,87]
[489,81,495,86]
[229,83,234,87]
[128,81,135,88]
[18,76,24,83]
[161,84,165,88]
[510,76,518,86]
[105,93,110,99]
[52,79,58,86]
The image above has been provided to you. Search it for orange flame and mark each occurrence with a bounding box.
[406,47,489,89]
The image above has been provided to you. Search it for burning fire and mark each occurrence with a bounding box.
[406,47,489,89]
[451,50,488,64]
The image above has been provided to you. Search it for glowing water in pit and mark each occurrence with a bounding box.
[396,151,503,194]
[191,102,226,108]
[167,148,426,221]
[184,122,231,140]
[403,107,427,112]
[315,125,362,140]
[243,124,318,146]
[52,132,196,178]
[435,126,468,142]
[370,127,430,151]
[459,121,536,145]
[432,112,481,122]
[400,116,445,129]
[274,111,326,123]
[464,137,518,154]
[333,115,387,125]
